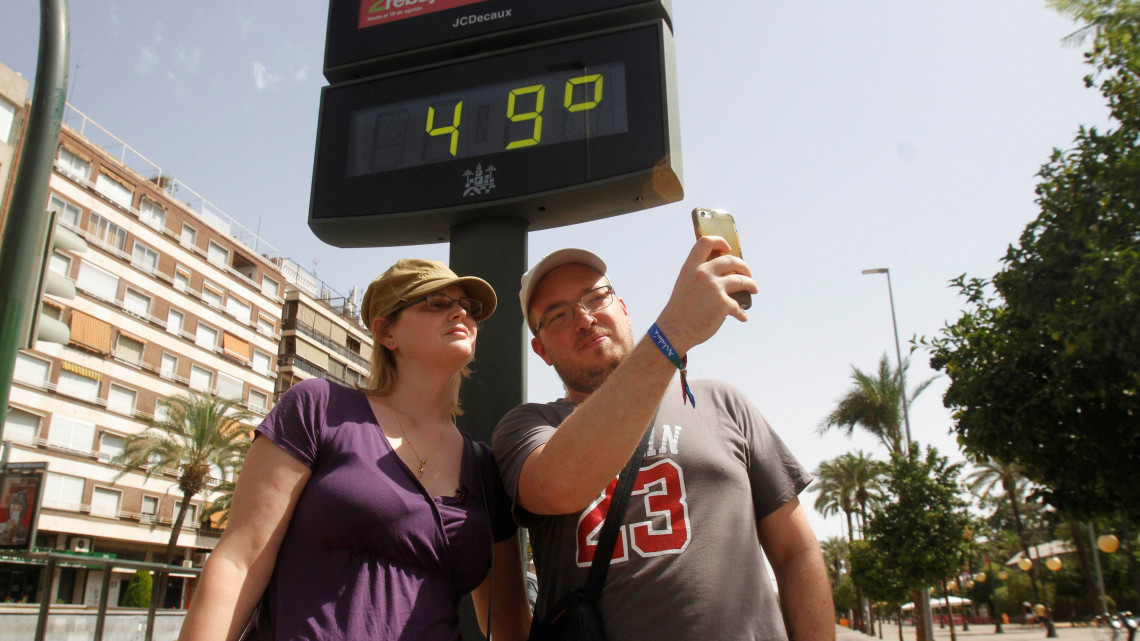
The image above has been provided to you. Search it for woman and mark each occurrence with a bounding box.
[179,259,531,640]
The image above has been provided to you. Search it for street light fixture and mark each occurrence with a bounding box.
[861,267,913,454]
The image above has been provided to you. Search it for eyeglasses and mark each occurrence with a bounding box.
[534,285,616,333]
[401,292,483,318]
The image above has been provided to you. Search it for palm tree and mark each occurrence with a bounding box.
[815,452,886,634]
[819,354,936,455]
[115,393,255,565]
[846,450,887,538]
[820,536,850,589]
[813,457,857,544]
[966,458,1056,636]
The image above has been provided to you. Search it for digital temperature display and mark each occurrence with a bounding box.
[309,21,682,248]
[347,62,628,176]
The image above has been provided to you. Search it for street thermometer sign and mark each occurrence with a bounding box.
[309,1,682,247]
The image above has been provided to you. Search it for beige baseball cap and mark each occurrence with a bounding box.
[362,258,497,327]
[519,248,608,332]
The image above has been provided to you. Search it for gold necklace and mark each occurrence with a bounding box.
[390,408,445,478]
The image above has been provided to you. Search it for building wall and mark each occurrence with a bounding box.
[3,115,286,608]
[0,62,29,229]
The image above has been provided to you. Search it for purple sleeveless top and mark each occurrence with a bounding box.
[255,378,511,640]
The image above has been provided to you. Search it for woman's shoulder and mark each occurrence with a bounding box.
[280,378,364,403]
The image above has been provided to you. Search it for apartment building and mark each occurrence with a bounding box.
[0,63,29,227]
[0,92,370,609]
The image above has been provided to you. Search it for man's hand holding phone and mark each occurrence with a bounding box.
[692,208,753,310]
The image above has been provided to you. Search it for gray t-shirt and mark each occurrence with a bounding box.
[493,379,813,641]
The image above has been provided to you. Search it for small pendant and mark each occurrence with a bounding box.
[417,460,427,477]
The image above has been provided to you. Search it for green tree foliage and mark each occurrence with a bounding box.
[850,539,910,606]
[114,393,254,564]
[864,446,971,594]
[121,570,152,608]
[812,451,886,541]
[819,354,935,455]
[924,0,1140,519]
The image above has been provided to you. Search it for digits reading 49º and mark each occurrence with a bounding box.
[426,73,604,155]
[346,61,629,177]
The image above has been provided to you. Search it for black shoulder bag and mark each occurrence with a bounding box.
[527,413,657,641]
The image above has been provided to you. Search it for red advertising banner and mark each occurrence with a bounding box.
[0,469,43,551]
[359,0,488,29]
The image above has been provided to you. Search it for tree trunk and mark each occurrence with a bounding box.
[155,488,195,613]
[913,589,933,641]
[896,605,904,641]
[1122,513,1140,612]
[1067,516,1100,616]
[942,580,958,641]
[846,510,866,633]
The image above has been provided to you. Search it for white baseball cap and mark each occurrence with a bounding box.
[519,248,608,332]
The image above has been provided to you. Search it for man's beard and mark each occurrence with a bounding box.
[553,331,635,398]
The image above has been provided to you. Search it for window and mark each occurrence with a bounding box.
[195,322,219,351]
[95,172,134,209]
[216,372,244,400]
[57,369,101,402]
[248,389,269,413]
[190,365,212,392]
[132,241,160,273]
[77,260,120,301]
[100,432,126,460]
[141,496,159,523]
[181,224,197,248]
[261,275,280,298]
[49,251,71,277]
[13,354,50,387]
[115,333,145,364]
[123,288,151,318]
[88,213,127,252]
[207,241,230,267]
[57,147,91,180]
[174,266,191,292]
[160,353,178,379]
[174,501,199,528]
[201,283,224,308]
[4,408,41,445]
[252,350,273,376]
[91,487,122,518]
[77,261,120,302]
[49,194,82,227]
[167,308,185,335]
[139,198,165,230]
[43,473,85,511]
[0,97,15,145]
[257,314,276,336]
[48,415,96,452]
[225,295,252,322]
[107,384,137,415]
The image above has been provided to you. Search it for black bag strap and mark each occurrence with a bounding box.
[581,408,658,604]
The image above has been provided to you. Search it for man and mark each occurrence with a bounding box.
[493,238,833,641]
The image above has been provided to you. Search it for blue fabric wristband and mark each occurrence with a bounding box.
[648,323,695,407]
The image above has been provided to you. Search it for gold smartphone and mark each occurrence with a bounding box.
[692,207,751,309]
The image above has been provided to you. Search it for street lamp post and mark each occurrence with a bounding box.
[861,268,913,454]
[862,267,929,641]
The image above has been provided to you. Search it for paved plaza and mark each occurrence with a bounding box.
[837,621,1108,641]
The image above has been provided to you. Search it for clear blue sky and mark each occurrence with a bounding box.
[2,1,1110,541]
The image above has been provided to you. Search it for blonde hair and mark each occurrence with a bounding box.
[358,312,470,417]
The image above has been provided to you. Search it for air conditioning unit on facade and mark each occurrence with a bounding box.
[70,536,92,553]
[193,551,210,567]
